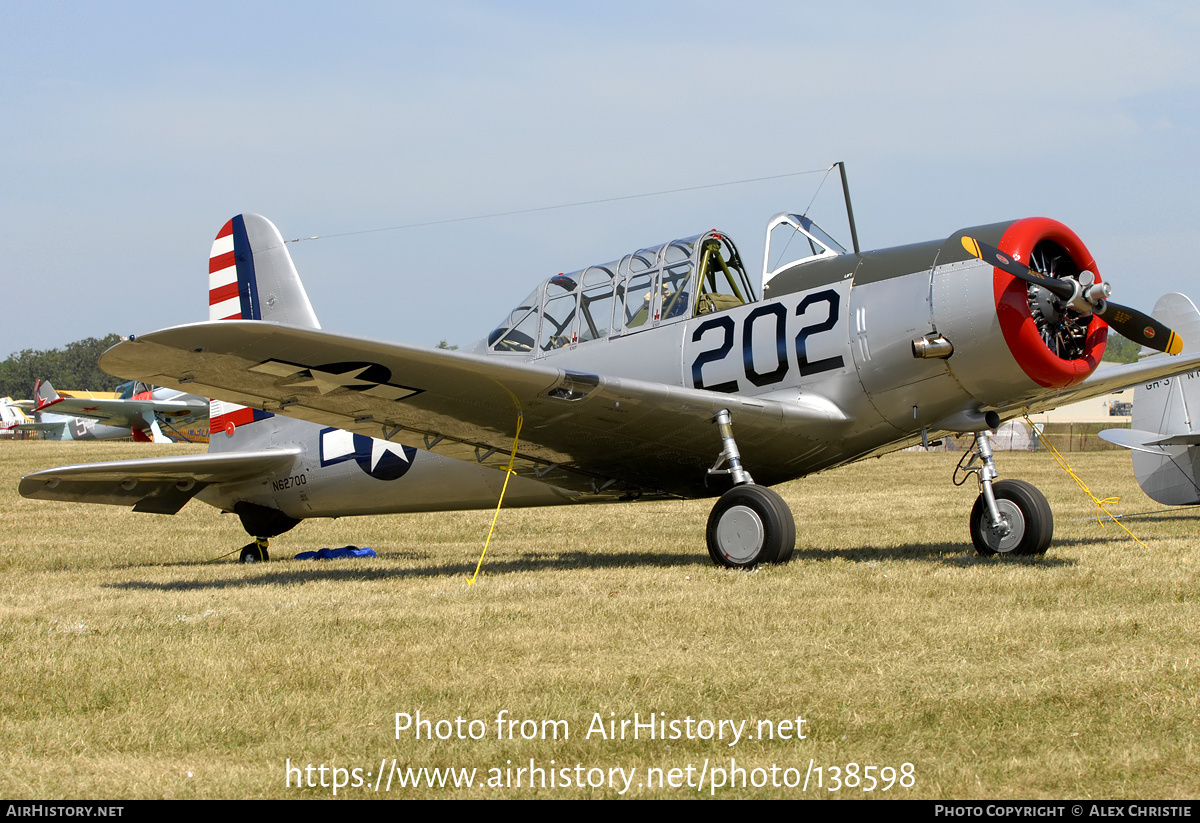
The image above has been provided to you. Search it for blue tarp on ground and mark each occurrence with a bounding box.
[294,546,377,560]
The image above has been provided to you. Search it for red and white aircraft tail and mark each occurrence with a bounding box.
[206,215,320,449]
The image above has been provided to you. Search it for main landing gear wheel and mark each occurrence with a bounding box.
[706,485,796,568]
[239,539,270,563]
[969,479,1053,557]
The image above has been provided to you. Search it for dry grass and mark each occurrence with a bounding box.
[0,441,1196,798]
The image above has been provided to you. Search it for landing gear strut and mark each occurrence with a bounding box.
[233,502,299,563]
[959,429,1053,556]
[705,410,796,568]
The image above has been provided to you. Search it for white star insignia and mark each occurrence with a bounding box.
[283,366,376,395]
[370,439,411,471]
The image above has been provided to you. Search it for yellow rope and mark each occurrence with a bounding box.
[1024,415,1149,550]
[468,414,524,586]
[209,537,268,564]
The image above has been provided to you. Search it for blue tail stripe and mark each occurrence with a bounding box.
[231,214,262,321]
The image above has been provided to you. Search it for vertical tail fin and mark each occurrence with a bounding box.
[34,378,60,409]
[1131,294,1200,435]
[207,214,320,452]
[208,214,320,327]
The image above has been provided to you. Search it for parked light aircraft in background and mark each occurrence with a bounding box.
[0,396,33,434]
[1099,293,1200,507]
[20,378,208,443]
[20,192,1200,565]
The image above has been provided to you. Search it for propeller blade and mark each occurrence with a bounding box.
[960,236,1074,300]
[1095,301,1183,355]
[960,235,1183,355]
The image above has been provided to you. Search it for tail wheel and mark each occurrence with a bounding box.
[706,485,796,568]
[970,479,1053,556]
[239,540,270,563]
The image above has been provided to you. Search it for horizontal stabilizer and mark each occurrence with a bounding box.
[1148,433,1200,447]
[1098,428,1178,455]
[15,422,68,434]
[19,449,300,513]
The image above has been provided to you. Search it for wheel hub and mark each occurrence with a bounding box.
[715,505,765,563]
[982,499,1025,553]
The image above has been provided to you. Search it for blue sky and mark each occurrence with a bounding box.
[3,1,1199,359]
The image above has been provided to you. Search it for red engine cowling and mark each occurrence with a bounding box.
[992,217,1107,389]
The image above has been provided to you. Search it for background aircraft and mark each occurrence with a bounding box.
[0,396,33,434]
[18,378,209,443]
[1099,293,1200,506]
[20,209,1200,565]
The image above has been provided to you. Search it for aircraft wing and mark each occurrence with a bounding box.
[13,421,68,433]
[1010,291,1200,415]
[99,321,850,497]
[1011,352,1200,416]
[35,396,207,430]
[19,449,301,514]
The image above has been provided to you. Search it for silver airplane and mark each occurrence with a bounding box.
[19,378,208,443]
[20,203,1200,565]
[1099,293,1200,506]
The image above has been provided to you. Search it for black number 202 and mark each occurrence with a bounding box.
[691,288,844,393]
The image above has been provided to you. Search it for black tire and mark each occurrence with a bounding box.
[706,485,796,568]
[969,479,1053,556]
[239,542,270,563]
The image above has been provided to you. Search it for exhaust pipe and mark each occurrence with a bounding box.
[912,333,954,359]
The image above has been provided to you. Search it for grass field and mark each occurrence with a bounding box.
[1,441,1196,799]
